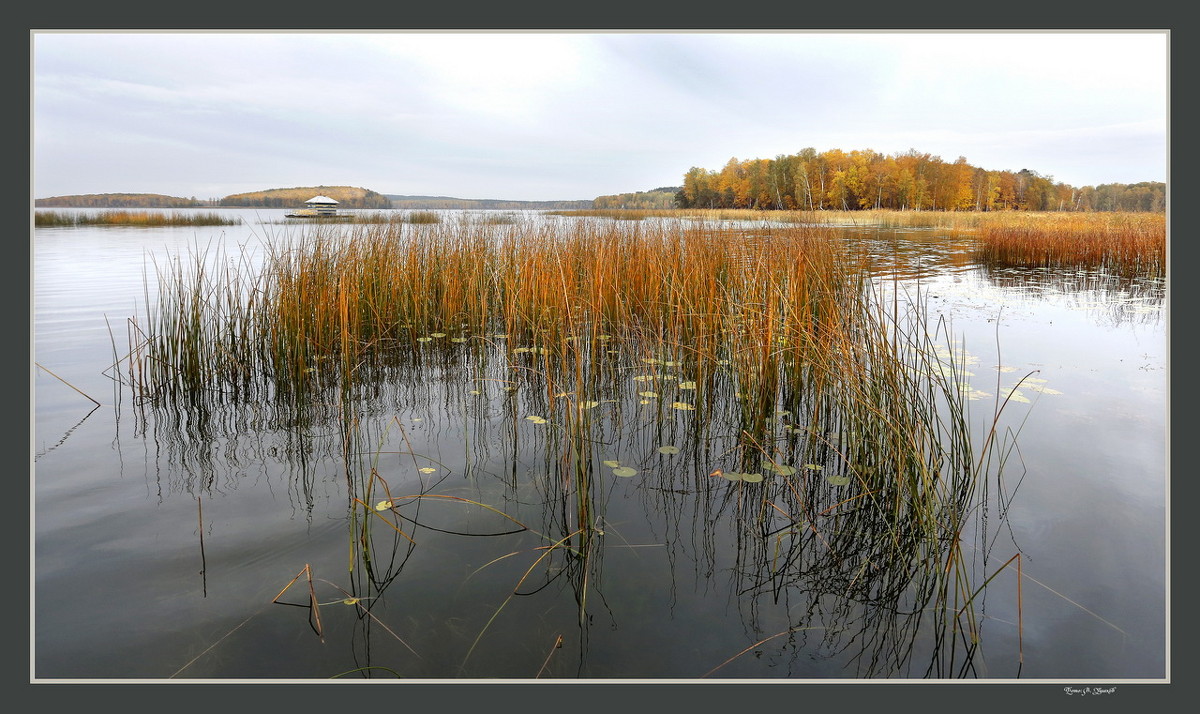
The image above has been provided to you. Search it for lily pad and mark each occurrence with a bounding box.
[672,402,695,411]
[375,500,393,511]
[612,466,638,478]
[740,472,765,483]
[602,460,621,468]
[678,381,697,390]
[827,473,851,486]
[419,467,437,474]
[657,445,680,455]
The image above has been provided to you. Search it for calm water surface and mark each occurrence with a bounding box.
[32,209,1167,680]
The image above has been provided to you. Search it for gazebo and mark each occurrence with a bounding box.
[304,195,339,216]
[286,194,347,218]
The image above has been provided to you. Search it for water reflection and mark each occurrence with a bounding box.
[975,264,1165,327]
[132,324,1013,678]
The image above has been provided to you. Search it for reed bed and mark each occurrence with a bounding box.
[973,212,1165,275]
[131,215,1021,675]
[35,209,241,227]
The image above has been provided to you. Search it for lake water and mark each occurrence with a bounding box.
[32,208,1167,681]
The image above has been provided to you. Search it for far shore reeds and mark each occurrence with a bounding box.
[35,209,241,227]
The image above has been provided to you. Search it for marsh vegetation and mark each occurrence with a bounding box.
[34,209,241,227]
[122,215,1037,677]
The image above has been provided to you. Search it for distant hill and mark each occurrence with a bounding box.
[386,195,594,210]
[220,185,392,209]
[35,193,206,208]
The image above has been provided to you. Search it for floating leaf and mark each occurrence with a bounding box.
[602,460,621,468]
[803,464,823,471]
[469,389,482,395]
[637,391,658,398]
[525,415,547,424]
[1026,384,1062,395]
[417,337,433,343]
[657,445,680,455]
[720,471,744,482]
[672,402,695,411]
[740,472,764,483]
[639,399,651,405]
[612,466,638,478]
[678,381,697,390]
[633,375,656,382]
[342,598,361,606]
[579,401,600,410]
[375,500,393,511]
[431,332,447,338]
[763,462,796,476]
[451,337,468,343]
[419,467,436,473]
[1006,390,1032,404]
[827,473,851,486]
[641,357,660,365]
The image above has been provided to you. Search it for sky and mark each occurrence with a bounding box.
[31,31,1169,202]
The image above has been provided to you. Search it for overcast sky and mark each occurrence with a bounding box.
[31,31,1169,202]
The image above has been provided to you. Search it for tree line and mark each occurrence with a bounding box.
[35,193,207,208]
[593,187,682,210]
[673,148,1165,212]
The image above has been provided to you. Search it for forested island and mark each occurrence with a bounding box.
[219,186,392,209]
[673,148,1165,212]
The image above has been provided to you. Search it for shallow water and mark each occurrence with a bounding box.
[32,208,1166,680]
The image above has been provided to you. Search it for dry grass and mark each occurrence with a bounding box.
[35,209,240,227]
